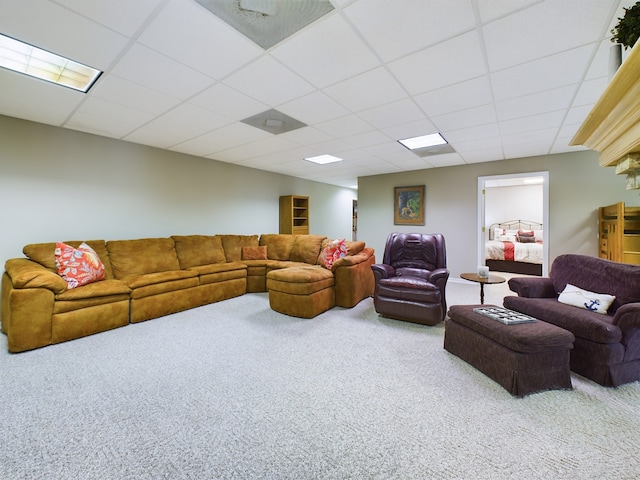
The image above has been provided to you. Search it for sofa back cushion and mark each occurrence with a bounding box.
[220,235,259,262]
[107,238,180,279]
[24,240,115,279]
[290,235,326,264]
[172,235,226,268]
[550,254,640,312]
[259,234,295,261]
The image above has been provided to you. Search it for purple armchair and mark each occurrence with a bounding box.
[371,233,449,326]
[504,254,640,387]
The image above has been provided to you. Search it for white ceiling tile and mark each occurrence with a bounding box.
[111,44,214,99]
[211,135,299,162]
[90,75,181,115]
[443,123,501,143]
[162,103,232,131]
[382,119,438,141]
[498,111,564,136]
[324,67,408,113]
[190,84,269,120]
[414,76,492,117]
[316,115,374,137]
[271,13,380,88]
[124,118,205,149]
[502,142,550,159]
[222,55,315,106]
[138,0,263,79]
[482,0,616,71]
[357,99,425,129]
[344,130,393,149]
[170,130,231,157]
[572,77,609,107]
[279,91,350,125]
[501,127,557,147]
[279,127,335,146]
[344,0,476,62]
[0,70,83,126]
[460,146,505,163]
[388,30,487,95]
[490,46,593,101]
[432,104,497,131]
[563,104,594,127]
[66,97,155,138]
[423,153,465,168]
[206,123,273,153]
[476,0,542,23]
[0,0,128,69]
[495,85,575,121]
[51,0,161,37]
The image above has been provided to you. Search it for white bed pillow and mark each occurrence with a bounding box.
[558,284,615,314]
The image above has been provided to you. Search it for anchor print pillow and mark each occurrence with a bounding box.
[558,284,615,314]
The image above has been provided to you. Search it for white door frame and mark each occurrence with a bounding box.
[477,171,549,276]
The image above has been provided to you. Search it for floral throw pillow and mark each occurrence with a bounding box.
[321,238,347,270]
[55,242,105,289]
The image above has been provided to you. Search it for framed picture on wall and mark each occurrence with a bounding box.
[394,185,425,225]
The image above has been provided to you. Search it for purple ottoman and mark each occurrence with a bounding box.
[444,304,575,397]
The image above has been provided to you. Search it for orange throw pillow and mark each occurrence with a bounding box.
[55,242,105,289]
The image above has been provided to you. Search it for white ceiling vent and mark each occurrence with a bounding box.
[193,0,335,49]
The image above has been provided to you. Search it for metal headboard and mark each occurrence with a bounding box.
[489,220,543,240]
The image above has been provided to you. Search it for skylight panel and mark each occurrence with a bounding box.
[304,154,343,165]
[398,133,448,150]
[0,33,101,93]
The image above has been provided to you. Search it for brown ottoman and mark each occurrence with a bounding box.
[444,304,575,397]
[266,267,335,318]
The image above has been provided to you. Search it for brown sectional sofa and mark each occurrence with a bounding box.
[1,234,375,353]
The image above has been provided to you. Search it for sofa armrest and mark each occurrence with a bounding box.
[613,303,640,361]
[428,268,449,287]
[371,263,395,281]
[508,276,556,298]
[333,249,376,308]
[4,258,67,294]
[331,247,374,271]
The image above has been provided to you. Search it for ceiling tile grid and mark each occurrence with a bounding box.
[0,0,636,188]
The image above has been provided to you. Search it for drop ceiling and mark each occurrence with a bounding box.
[0,0,634,189]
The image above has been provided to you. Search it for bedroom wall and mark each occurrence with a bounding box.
[484,184,543,228]
[0,115,356,267]
[358,150,640,278]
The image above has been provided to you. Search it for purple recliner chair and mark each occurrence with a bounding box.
[371,233,449,326]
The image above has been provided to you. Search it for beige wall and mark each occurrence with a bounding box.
[0,115,356,266]
[358,151,640,278]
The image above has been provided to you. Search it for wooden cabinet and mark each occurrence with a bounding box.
[599,202,640,265]
[279,195,309,234]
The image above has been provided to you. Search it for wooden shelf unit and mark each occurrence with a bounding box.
[599,202,640,265]
[279,195,309,234]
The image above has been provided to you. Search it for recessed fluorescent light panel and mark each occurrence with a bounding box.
[305,154,343,165]
[0,33,101,92]
[398,133,448,150]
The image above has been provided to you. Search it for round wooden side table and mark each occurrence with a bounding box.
[460,273,506,304]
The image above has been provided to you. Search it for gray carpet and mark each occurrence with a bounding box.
[1,279,639,480]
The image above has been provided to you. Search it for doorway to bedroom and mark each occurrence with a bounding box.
[477,172,549,277]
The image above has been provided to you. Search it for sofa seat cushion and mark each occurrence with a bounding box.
[267,267,334,295]
[187,262,246,276]
[123,270,198,289]
[197,268,247,286]
[55,279,131,300]
[503,296,622,344]
[377,276,440,303]
[266,260,314,271]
